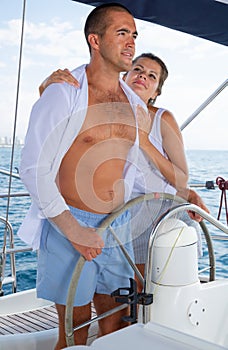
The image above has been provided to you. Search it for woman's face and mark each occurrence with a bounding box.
[124,57,162,104]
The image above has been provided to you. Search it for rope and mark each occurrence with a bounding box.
[216,177,228,225]
[153,227,185,297]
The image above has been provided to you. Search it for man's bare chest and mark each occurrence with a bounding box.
[78,102,136,144]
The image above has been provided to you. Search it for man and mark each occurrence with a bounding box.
[18,3,147,349]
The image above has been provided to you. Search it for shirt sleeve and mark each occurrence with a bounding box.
[20,83,74,218]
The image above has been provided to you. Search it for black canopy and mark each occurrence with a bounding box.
[72,0,228,46]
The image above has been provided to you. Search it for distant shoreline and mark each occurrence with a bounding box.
[0,144,24,147]
[0,145,227,151]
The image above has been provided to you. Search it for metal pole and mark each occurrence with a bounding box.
[180,79,228,131]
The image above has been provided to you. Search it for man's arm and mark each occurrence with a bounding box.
[20,83,104,260]
[20,84,72,217]
[50,210,103,260]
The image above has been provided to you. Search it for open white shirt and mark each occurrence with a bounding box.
[18,64,147,250]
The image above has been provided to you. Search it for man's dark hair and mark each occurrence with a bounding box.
[84,3,133,53]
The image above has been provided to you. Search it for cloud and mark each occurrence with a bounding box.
[135,19,192,51]
[0,19,22,47]
[0,18,89,66]
[0,17,89,139]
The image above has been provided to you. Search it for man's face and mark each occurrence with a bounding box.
[98,10,138,72]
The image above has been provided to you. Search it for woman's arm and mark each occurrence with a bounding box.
[39,68,79,96]
[137,107,189,191]
[176,187,210,221]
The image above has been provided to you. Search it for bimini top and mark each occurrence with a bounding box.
[72,0,228,46]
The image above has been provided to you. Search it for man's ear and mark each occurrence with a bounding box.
[88,34,99,50]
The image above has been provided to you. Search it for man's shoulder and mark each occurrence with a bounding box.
[71,64,87,81]
[59,64,88,107]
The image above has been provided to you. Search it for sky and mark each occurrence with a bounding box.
[0,0,227,150]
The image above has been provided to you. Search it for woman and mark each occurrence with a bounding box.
[39,53,209,285]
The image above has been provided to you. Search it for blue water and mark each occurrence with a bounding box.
[0,146,227,295]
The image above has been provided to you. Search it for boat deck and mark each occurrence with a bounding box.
[0,304,97,343]
[0,305,58,335]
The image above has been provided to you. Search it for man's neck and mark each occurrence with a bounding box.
[86,61,121,93]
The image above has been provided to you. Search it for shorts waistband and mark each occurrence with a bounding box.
[69,205,108,219]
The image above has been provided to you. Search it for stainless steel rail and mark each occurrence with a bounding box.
[0,191,31,295]
[180,78,228,131]
[0,169,20,179]
[0,192,29,199]
[0,217,17,294]
[0,214,32,295]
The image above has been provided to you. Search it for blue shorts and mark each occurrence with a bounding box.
[37,206,134,306]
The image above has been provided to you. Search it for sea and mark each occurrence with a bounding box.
[0,146,227,296]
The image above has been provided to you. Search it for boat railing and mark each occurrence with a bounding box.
[0,191,32,296]
[0,216,17,295]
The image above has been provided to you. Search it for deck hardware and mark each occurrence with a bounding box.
[187,299,206,326]
[206,181,215,189]
[111,278,153,324]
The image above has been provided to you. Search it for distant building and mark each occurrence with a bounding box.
[0,136,10,145]
[0,136,24,146]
